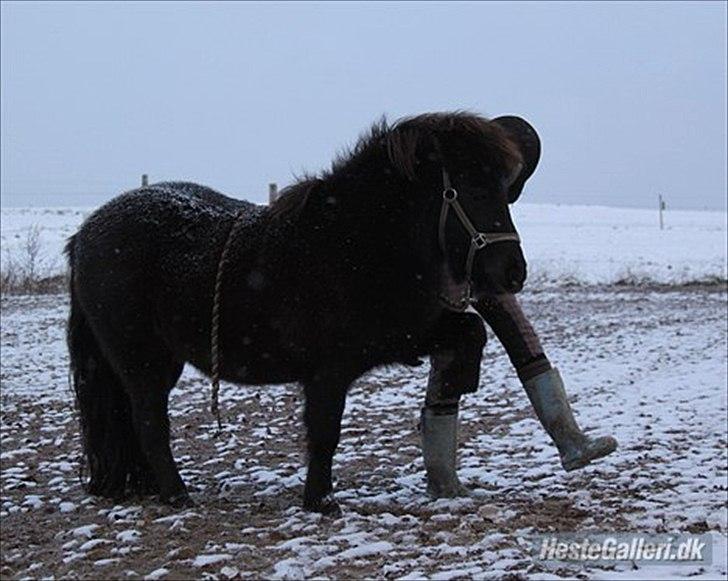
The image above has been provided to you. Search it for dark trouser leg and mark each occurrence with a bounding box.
[475,294,617,471]
[421,312,485,498]
[475,294,552,380]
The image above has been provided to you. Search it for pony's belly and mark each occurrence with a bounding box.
[221,348,299,385]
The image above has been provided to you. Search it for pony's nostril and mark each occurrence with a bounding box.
[505,264,525,293]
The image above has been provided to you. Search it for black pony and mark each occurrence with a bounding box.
[67,112,540,513]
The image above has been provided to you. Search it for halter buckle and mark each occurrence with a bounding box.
[442,188,458,202]
[472,233,488,249]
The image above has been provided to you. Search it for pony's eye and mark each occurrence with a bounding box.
[459,167,478,181]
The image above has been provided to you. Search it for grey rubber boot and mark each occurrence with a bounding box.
[420,407,469,498]
[523,367,618,471]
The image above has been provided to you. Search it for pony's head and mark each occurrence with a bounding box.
[384,112,540,303]
[270,111,541,306]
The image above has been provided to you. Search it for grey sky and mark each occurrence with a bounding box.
[1,1,726,210]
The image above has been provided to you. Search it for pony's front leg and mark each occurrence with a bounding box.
[302,374,349,514]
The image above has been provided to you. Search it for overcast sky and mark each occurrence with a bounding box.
[1,1,726,210]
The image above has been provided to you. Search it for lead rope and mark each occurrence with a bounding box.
[210,210,248,433]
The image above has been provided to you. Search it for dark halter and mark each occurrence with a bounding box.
[438,167,520,311]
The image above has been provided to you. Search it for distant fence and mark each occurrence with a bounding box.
[1,177,282,296]
[138,174,280,206]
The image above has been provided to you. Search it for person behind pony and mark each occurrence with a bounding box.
[420,117,617,497]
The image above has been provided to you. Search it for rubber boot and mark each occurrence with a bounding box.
[523,367,617,471]
[420,407,469,498]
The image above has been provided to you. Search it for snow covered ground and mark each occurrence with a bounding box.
[1,201,726,286]
[1,200,726,579]
[1,287,726,580]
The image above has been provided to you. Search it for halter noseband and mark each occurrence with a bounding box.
[438,167,520,311]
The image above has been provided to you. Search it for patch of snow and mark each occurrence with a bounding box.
[336,541,393,560]
[116,529,141,543]
[191,553,232,568]
[93,558,120,567]
[59,501,76,513]
[78,538,112,552]
[144,568,170,580]
[71,524,99,539]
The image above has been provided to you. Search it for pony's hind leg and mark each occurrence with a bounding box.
[96,323,188,506]
[122,357,189,507]
[69,289,163,500]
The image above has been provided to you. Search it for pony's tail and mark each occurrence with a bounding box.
[66,236,156,499]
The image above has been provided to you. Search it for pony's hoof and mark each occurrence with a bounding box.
[427,481,471,499]
[304,493,342,516]
[163,492,195,509]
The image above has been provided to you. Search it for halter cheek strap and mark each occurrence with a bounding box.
[438,168,520,311]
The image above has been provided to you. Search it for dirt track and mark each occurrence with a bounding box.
[1,286,726,579]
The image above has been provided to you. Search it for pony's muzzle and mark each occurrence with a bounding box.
[504,258,526,293]
[471,244,527,297]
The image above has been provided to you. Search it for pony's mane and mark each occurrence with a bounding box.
[270,111,520,220]
[267,176,323,221]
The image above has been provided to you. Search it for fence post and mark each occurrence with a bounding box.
[268,183,278,205]
[142,174,149,187]
[658,194,665,230]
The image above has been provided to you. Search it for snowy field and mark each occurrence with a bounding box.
[1,288,726,579]
[511,203,727,286]
[1,201,727,580]
[1,201,726,287]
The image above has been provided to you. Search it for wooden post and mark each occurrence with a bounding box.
[659,194,665,230]
[142,174,149,187]
[268,183,278,205]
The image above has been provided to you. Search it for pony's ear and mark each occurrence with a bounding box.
[491,116,541,203]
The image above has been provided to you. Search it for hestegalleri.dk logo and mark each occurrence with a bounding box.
[532,533,713,565]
